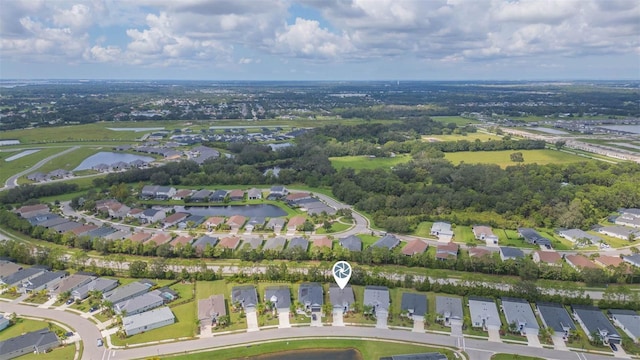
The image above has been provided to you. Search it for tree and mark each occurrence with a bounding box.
[322,220,333,232]
[555,140,566,150]
[129,260,147,278]
[510,152,524,163]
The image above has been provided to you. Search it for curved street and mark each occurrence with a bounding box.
[2,146,80,190]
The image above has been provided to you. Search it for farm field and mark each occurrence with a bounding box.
[329,154,411,171]
[444,149,590,168]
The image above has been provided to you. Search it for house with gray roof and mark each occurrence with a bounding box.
[198,294,226,328]
[231,285,258,311]
[267,186,288,200]
[620,208,640,218]
[468,297,501,330]
[53,273,95,295]
[140,185,176,200]
[401,293,427,320]
[558,229,602,246]
[0,316,8,332]
[265,286,291,312]
[86,226,117,240]
[623,253,640,268]
[380,353,447,360]
[435,296,463,327]
[40,217,69,229]
[265,218,285,233]
[22,271,67,293]
[263,237,286,251]
[0,261,22,279]
[72,277,119,300]
[430,222,454,241]
[608,309,640,343]
[0,267,45,287]
[371,234,400,250]
[123,306,175,336]
[0,328,59,359]
[104,281,151,304]
[598,225,639,240]
[518,228,552,248]
[240,237,262,250]
[247,188,262,200]
[364,286,390,317]
[190,189,212,202]
[616,215,640,228]
[536,302,575,339]
[193,235,218,252]
[298,283,323,313]
[52,221,82,234]
[499,246,525,261]
[140,209,166,223]
[501,297,539,335]
[114,290,164,316]
[25,213,59,226]
[339,235,362,251]
[329,284,355,312]
[288,237,309,251]
[572,305,621,345]
[245,217,266,232]
[209,190,228,202]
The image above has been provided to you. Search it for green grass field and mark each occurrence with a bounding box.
[423,132,503,142]
[0,123,145,144]
[0,147,68,184]
[35,147,103,174]
[17,344,76,360]
[0,318,66,341]
[444,149,590,168]
[329,155,411,171]
[430,116,480,125]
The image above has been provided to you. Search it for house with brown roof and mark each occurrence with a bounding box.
[594,255,624,268]
[402,239,429,256]
[163,212,189,228]
[198,294,226,328]
[312,237,333,249]
[436,242,459,260]
[129,232,152,243]
[172,189,193,200]
[532,250,562,266]
[146,232,172,246]
[228,190,245,201]
[218,236,241,250]
[172,235,194,247]
[226,215,246,231]
[472,225,499,246]
[468,247,491,258]
[203,216,225,230]
[565,254,598,270]
[285,192,312,205]
[15,204,49,218]
[286,215,306,232]
[70,224,98,236]
[127,208,145,219]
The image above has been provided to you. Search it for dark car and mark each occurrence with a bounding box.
[65,332,73,337]
[610,343,618,351]
[311,314,317,321]
[89,306,98,312]
[66,299,74,305]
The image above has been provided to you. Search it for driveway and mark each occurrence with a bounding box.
[332,309,344,326]
[551,335,568,351]
[246,310,259,332]
[278,311,291,328]
[487,328,502,342]
[376,311,388,329]
[412,316,424,333]
[310,311,322,327]
[526,333,542,348]
[450,322,463,337]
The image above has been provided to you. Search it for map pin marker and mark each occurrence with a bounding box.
[332,261,352,290]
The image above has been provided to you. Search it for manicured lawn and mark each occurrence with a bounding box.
[414,222,436,238]
[315,221,352,234]
[491,354,542,360]
[196,280,248,332]
[18,344,76,360]
[453,226,476,244]
[329,154,412,171]
[24,291,51,304]
[0,147,68,184]
[170,282,195,302]
[444,149,591,168]
[163,339,455,359]
[0,318,65,341]
[359,234,380,250]
[111,301,197,346]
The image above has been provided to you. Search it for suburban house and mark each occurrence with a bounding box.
[145,232,172,246]
[198,294,226,328]
[140,209,166,223]
[402,239,428,256]
[363,286,390,318]
[615,215,640,228]
[572,305,621,345]
[129,232,152,243]
[245,217,266,232]
[104,230,131,241]
[217,236,241,250]
[558,229,602,246]
[52,221,83,234]
[210,190,228,202]
[203,216,225,230]
[518,228,552,248]
[263,237,287,251]
[623,254,640,268]
[298,283,323,313]
[171,235,194,247]
[598,225,639,240]
[22,271,67,293]
[123,306,175,336]
[267,186,288,200]
[288,237,309,251]
[140,185,176,200]
[285,192,312,206]
[127,208,144,219]
[501,297,539,335]
[265,218,285,233]
[499,247,524,261]
[104,281,152,304]
[247,188,262,200]
[226,189,244,201]
[70,224,99,236]
[536,302,575,339]
[619,208,640,218]
[565,254,598,270]
[265,286,291,314]
[468,247,491,258]
[532,250,562,266]
[339,235,362,252]
[372,234,401,250]
[0,261,22,278]
[231,285,258,311]
[226,215,246,231]
[0,316,8,332]
[190,189,212,202]
[240,237,262,250]
[329,284,355,313]
[608,309,640,343]
[0,328,59,358]
[401,292,427,320]
[114,290,164,316]
[179,215,205,229]
[72,278,119,300]
[0,267,45,287]
[435,296,463,327]
[162,212,189,228]
[86,226,117,240]
[286,216,306,232]
[107,202,131,219]
[15,204,49,218]
[312,237,333,249]
[53,273,95,295]
[473,225,499,245]
[304,201,336,216]
[468,296,501,330]
[436,242,459,260]
[171,189,193,201]
[193,235,218,253]
[594,255,624,268]
[430,222,454,241]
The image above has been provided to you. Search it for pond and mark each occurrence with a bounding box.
[598,125,640,134]
[532,127,569,135]
[107,127,165,132]
[175,204,287,218]
[74,152,154,171]
[245,349,362,360]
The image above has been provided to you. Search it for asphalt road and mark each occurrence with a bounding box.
[2,146,79,190]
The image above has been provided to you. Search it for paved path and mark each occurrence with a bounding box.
[2,146,79,190]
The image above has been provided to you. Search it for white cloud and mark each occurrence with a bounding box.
[272,18,353,59]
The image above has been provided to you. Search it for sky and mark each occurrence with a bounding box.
[1,0,639,81]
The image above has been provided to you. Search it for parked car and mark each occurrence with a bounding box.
[89,306,98,312]
[65,332,73,337]
[66,299,74,305]
[97,338,103,347]
[610,343,618,351]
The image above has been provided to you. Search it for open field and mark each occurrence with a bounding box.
[430,116,481,125]
[423,132,503,142]
[444,149,590,168]
[0,147,68,184]
[330,154,411,171]
[164,339,454,359]
[34,147,102,174]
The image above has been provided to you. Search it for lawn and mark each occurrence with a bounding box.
[430,116,481,125]
[0,147,69,184]
[0,318,66,341]
[315,221,352,234]
[491,355,542,360]
[0,123,145,144]
[17,344,76,360]
[35,147,103,174]
[162,339,455,360]
[110,301,197,346]
[196,280,248,332]
[359,234,380,250]
[329,154,412,171]
[444,149,591,168]
[414,222,436,238]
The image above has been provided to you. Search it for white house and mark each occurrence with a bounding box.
[123,306,175,336]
